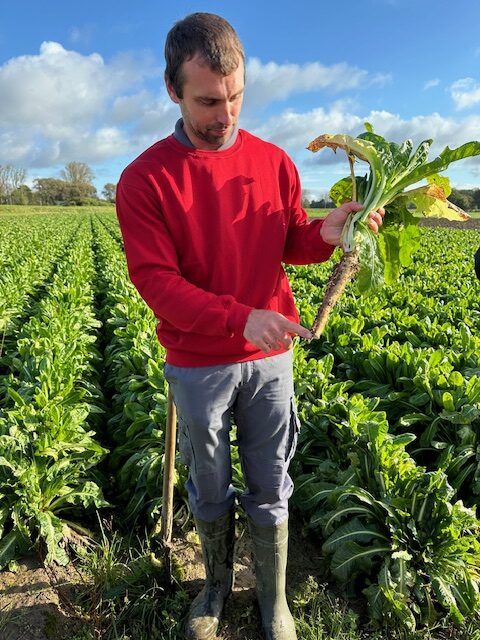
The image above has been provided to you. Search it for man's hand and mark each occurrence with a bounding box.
[243,309,312,353]
[320,201,385,246]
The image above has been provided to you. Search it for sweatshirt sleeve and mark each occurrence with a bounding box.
[282,162,336,265]
[116,177,253,337]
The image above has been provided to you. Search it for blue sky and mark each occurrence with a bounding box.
[1,0,480,198]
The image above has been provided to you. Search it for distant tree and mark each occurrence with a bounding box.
[449,189,475,211]
[60,161,95,185]
[472,189,480,210]
[11,184,33,205]
[33,178,69,205]
[102,183,116,203]
[310,191,334,209]
[65,182,98,204]
[301,189,312,208]
[0,165,27,204]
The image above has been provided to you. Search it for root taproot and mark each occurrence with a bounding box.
[311,249,360,339]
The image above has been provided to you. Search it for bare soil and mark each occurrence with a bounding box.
[0,555,89,640]
[419,217,480,230]
[0,515,328,640]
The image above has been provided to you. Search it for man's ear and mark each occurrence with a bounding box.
[165,77,180,104]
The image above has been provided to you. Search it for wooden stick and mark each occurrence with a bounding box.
[161,387,177,582]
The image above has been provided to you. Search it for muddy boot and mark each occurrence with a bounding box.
[185,510,235,640]
[248,517,297,640]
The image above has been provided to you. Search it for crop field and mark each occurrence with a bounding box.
[0,206,480,639]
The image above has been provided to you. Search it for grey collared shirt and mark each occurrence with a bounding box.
[173,118,238,150]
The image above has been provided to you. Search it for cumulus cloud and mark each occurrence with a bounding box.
[253,105,480,153]
[2,41,479,194]
[244,57,391,107]
[0,41,161,167]
[111,91,177,138]
[250,106,480,190]
[450,78,480,110]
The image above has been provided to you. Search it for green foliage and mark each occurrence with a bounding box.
[1,210,479,638]
[309,125,480,293]
[0,216,108,566]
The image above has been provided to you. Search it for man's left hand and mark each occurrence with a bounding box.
[320,201,385,246]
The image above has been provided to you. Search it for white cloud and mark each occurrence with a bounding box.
[111,90,177,138]
[250,106,480,187]
[450,78,480,110]
[423,78,440,90]
[0,42,162,168]
[244,57,391,107]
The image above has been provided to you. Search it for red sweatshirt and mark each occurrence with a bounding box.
[116,129,335,366]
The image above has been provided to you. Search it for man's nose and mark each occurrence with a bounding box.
[216,103,234,125]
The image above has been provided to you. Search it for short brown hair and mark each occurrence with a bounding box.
[165,12,245,98]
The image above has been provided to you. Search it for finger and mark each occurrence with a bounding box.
[367,211,383,231]
[284,320,313,341]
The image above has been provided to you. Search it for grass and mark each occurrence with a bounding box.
[67,516,188,640]
[305,207,332,219]
[291,575,480,640]
[0,204,115,215]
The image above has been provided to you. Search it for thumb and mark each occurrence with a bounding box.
[340,200,364,213]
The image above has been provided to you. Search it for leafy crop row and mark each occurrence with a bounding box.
[290,226,480,629]
[0,215,108,567]
[0,212,479,634]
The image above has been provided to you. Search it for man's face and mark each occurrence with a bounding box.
[166,54,244,150]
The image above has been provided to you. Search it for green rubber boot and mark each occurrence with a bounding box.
[185,510,235,640]
[248,518,297,640]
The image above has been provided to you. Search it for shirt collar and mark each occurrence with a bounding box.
[173,118,239,150]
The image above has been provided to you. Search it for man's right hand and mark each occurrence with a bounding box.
[243,309,312,353]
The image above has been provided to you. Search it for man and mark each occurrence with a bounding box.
[116,12,384,640]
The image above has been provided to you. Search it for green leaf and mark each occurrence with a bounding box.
[355,223,385,293]
[394,141,480,193]
[431,575,464,623]
[0,529,30,570]
[6,387,26,406]
[330,540,390,582]
[36,511,69,566]
[323,517,389,554]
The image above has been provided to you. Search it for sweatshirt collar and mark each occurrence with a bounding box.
[173,118,239,151]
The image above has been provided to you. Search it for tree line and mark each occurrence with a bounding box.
[0,162,116,206]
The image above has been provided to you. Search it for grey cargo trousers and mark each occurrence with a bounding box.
[164,350,300,526]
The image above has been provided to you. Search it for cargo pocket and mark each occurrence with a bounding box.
[285,396,300,466]
[177,415,195,469]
